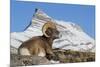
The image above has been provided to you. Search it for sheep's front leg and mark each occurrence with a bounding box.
[46,48,58,61]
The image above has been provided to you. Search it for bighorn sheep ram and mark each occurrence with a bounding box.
[18,21,60,59]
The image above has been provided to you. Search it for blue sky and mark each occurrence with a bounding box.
[11,0,95,38]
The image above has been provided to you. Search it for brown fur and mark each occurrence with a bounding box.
[18,27,60,57]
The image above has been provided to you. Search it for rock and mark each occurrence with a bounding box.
[10,46,18,54]
[53,49,95,63]
[10,48,95,66]
[10,54,51,66]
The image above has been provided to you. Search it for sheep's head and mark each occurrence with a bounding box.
[42,21,60,39]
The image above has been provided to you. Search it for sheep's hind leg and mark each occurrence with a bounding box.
[37,48,46,57]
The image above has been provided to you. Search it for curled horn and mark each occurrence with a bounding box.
[42,21,56,37]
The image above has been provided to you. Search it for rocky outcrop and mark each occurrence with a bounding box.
[10,54,51,67]
[10,47,95,66]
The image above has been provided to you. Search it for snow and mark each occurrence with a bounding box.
[11,9,95,52]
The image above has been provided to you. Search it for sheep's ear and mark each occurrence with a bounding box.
[45,28,52,37]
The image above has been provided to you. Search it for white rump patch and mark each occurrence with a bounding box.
[19,48,31,55]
